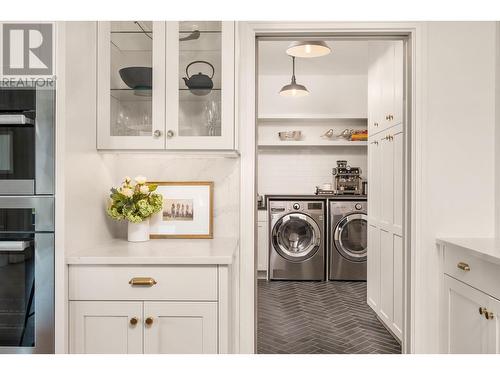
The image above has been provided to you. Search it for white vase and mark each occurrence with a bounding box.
[127,219,150,242]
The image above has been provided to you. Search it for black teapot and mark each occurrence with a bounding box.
[182,60,215,96]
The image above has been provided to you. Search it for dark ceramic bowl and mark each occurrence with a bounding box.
[119,67,152,90]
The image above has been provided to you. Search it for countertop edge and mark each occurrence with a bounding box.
[436,237,500,266]
[65,238,238,266]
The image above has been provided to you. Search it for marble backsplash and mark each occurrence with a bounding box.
[101,154,240,239]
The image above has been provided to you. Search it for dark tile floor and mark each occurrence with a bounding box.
[257,280,401,354]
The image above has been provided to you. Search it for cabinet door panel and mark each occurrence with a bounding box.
[379,229,394,324]
[487,296,500,353]
[368,43,383,135]
[444,276,490,353]
[393,41,404,125]
[144,301,217,354]
[367,224,381,311]
[165,21,235,150]
[368,135,381,222]
[380,132,394,225]
[97,21,166,149]
[380,43,394,131]
[392,125,404,235]
[392,234,403,339]
[69,301,143,354]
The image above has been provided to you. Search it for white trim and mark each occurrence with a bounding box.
[238,21,423,354]
[54,21,66,354]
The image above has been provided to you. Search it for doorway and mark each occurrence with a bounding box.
[254,36,407,354]
[237,22,418,354]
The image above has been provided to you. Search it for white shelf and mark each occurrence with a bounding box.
[258,114,368,121]
[258,140,367,147]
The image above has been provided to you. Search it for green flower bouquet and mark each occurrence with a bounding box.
[107,176,163,223]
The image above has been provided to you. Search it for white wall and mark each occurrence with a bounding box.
[64,22,240,253]
[258,147,367,195]
[495,22,500,238]
[101,154,239,239]
[64,22,116,253]
[417,21,497,353]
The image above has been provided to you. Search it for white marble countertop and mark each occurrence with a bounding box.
[436,237,500,265]
[66,238,238,265]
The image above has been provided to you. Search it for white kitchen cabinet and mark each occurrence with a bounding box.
[97,21,235,150]
[143,301,217,354]
[68,263,232,354]
[97,21,166,149]
[443,275,491,353]
[367,224,380,311]
[165,21,235,150]
[367,41,404,136]
[69,301,143,354]
[367,122,404,340]
[439,239,500,354]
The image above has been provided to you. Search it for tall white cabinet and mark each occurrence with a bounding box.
[367,40,404,341]
[96,21,235,150]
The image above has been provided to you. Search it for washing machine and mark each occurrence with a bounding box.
[329,199,367,281]
[268,199,325,281]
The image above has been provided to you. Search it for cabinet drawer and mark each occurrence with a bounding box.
[444,245,500,300]
[69,265,218,301]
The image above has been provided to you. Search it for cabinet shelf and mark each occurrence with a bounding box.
[258,114,368,122]
[258,140,367,147]
[110,89,152,102]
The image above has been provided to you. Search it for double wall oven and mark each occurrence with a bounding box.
[0,84,55,354]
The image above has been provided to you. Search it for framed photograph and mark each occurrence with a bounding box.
[149,182,213,239]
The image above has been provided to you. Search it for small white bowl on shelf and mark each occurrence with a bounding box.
[278,131,302,141]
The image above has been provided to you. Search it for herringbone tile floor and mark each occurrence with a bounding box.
[257,280,401,354]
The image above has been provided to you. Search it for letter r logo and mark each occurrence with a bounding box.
[2,23,53,75]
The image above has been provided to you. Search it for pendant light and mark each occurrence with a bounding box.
[286,41,331,58]
[279,56,309,97]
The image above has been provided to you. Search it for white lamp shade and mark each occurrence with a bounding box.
[286,41,331,58]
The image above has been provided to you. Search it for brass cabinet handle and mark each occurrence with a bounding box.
[479,307,487,315]
[129,277,157,286]
[374,122,378,127]
[457,262,471,271]
[145,317,154,327]
[130,317,139,326]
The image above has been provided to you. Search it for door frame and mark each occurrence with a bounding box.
[237,21,425,353]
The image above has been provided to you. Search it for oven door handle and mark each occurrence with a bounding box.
[0,241,31,252]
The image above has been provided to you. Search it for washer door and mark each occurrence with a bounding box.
[272,213,321,262]
[334,213,367,262]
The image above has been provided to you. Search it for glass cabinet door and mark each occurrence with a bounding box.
[97,21,165,149]
[165,21,234,150]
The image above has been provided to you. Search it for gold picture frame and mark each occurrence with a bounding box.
[148,181,214,239]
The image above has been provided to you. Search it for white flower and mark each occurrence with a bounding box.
[124,176,132,183]
[121,187,134,197]
[135,175,147,184]
[139,185,149,194]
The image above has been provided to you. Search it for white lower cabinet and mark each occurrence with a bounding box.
[68,264,231,354]
[257,210,268,273]
[144,301,217,354]
[70,301,143,354]
[443,276,491,353]
[440,241,500,353]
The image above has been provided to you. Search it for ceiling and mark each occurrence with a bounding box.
[258,40,371,76]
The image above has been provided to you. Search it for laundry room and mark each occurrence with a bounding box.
[256,38,404,354]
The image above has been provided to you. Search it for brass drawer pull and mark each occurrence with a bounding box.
[457,262,470,271]
[130,317,139,326]
[129,277,157,286]
[479,307,487,315]
[145,317,154,327]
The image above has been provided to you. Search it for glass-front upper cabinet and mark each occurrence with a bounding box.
[97,21,165,149]
[165,21,235,149]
